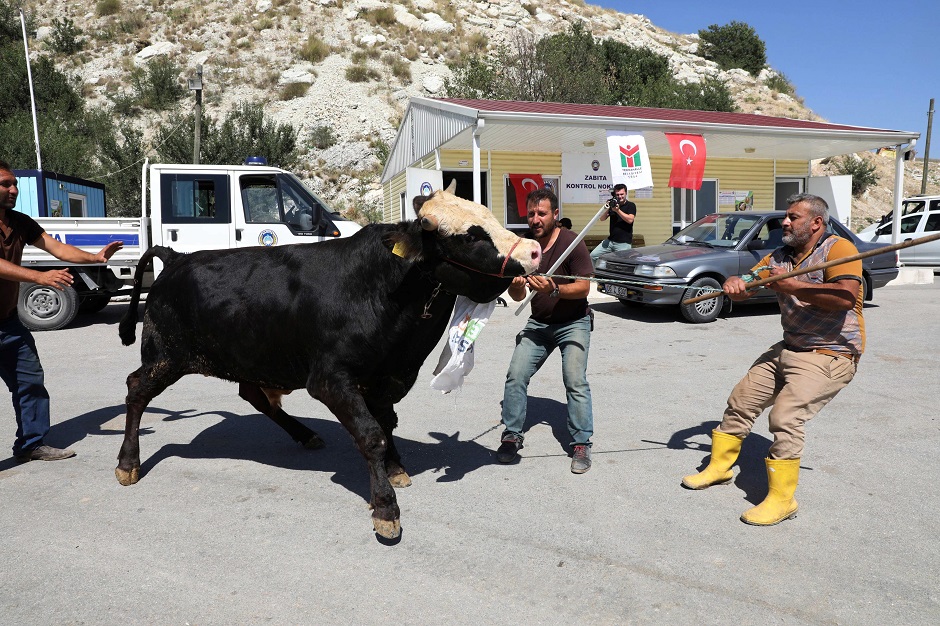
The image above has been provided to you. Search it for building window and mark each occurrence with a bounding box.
[67,193,85,217]
[505,175,560,232]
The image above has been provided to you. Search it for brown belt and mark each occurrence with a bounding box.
[807,348,860,364]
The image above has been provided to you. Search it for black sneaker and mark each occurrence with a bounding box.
[15,445,76,462]
[496,432,524,464]
[570,444,592,474]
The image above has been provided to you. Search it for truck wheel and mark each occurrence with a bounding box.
[79,294,112,314]
[679,277,724,323]
[17,283,80,331]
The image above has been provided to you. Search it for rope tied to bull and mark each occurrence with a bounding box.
[535,272,714,292]
[681,230,940,305]
[540,270,768,290]
[439,238,523,279]
[534,230,940,304]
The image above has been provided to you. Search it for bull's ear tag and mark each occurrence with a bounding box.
[392,242,407,257]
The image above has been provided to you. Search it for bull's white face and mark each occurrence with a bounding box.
[417,188,541,277]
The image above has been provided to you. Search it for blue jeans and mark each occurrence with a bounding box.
[0,316,51,455]
[590,239,632,264]
[501,315,594,446]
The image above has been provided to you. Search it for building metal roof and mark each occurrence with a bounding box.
[381,97,920,183]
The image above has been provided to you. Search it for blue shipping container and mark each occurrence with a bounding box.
[12,169,106,217]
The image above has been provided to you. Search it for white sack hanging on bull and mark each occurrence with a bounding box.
[430,296,496,393]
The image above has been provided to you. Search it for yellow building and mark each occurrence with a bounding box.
[381,98,919,245]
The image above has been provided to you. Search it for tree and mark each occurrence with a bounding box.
[92,119,146,217]
[444,44,518,100]
[0,30,106,173]
[446,24,736,113]
[154,102,298,168]
[532,23,608,104]
[833,154,878,197]
[697,21,767,76]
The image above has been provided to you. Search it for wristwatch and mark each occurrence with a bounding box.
[549,284,560,298]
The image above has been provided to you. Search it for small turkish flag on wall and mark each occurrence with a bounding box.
[508,174,545,217]
[665,133,706,190]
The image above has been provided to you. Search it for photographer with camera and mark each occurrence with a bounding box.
[589,183,637,265]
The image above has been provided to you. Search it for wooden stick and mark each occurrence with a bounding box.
[682,230,940,305]
[514,203,610,316]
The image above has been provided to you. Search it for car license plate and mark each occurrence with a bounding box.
[605,284,637,299]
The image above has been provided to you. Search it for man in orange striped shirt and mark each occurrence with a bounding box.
[682,194,862,526]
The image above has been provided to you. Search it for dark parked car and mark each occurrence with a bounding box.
[594,211,900,323]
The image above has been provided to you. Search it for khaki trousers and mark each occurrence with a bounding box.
[718,341,857,459]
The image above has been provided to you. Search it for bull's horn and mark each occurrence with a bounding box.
[445,179,457,194]
[421,215,439,231]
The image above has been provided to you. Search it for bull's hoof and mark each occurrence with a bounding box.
[373,517,401,539]
[115,466,140,486]
[302,434,325,450]
[388,470,412,488]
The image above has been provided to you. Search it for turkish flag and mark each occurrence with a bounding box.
[665,133,706,190]
[508,174,545,217]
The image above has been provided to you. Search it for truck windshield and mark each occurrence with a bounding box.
[671,214,762,248]
[239,174,326,231]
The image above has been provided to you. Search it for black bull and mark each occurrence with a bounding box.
[116,190,540,539]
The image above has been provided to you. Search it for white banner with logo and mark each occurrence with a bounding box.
[561,153,613,204]
[606,130,654,190]
[405,167,444,221]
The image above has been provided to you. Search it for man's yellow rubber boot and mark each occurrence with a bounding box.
[740,458,800,526]
[681,429,743,489]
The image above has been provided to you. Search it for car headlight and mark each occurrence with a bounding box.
[634,264,677,278]
[596,259,607,270]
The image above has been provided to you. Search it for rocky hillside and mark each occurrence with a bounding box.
[26,0,934,225]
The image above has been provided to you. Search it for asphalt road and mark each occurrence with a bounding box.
[1,281,938,624]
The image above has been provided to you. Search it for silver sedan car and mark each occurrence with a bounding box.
[594,211,899,323]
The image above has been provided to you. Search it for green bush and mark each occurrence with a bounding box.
[299,34,330,63]
[402,43,419,61]
[370,136,389,165]
[764,71,794,96]
[96,0,121,17]
[697,21,766,76]
[310,124,337,149]
[363,7,396,26]
[345,64,379,82]
[833,155,879,196]
[48,17,84,54]
[129,57,186,111]
[467,31,488,53]
[279,82,310,100]
[383,54,410,81]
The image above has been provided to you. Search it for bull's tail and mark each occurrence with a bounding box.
[119,246,181,346]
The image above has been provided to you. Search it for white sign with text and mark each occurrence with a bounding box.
[561,153,614,204]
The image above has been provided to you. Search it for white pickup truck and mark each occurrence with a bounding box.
[18,160,361,330]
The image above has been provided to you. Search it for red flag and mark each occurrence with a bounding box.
[665,133,706,190]
[508,174,545,217]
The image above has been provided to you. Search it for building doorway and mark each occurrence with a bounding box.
[442,170,488,206]
[775,178,804,211]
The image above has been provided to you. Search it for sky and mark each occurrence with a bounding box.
[596,0,938,156]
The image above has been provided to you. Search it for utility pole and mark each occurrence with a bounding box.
[921,98,934,195]
[189,65,203,164]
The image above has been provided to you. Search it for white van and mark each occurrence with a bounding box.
[860,195,940,266]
